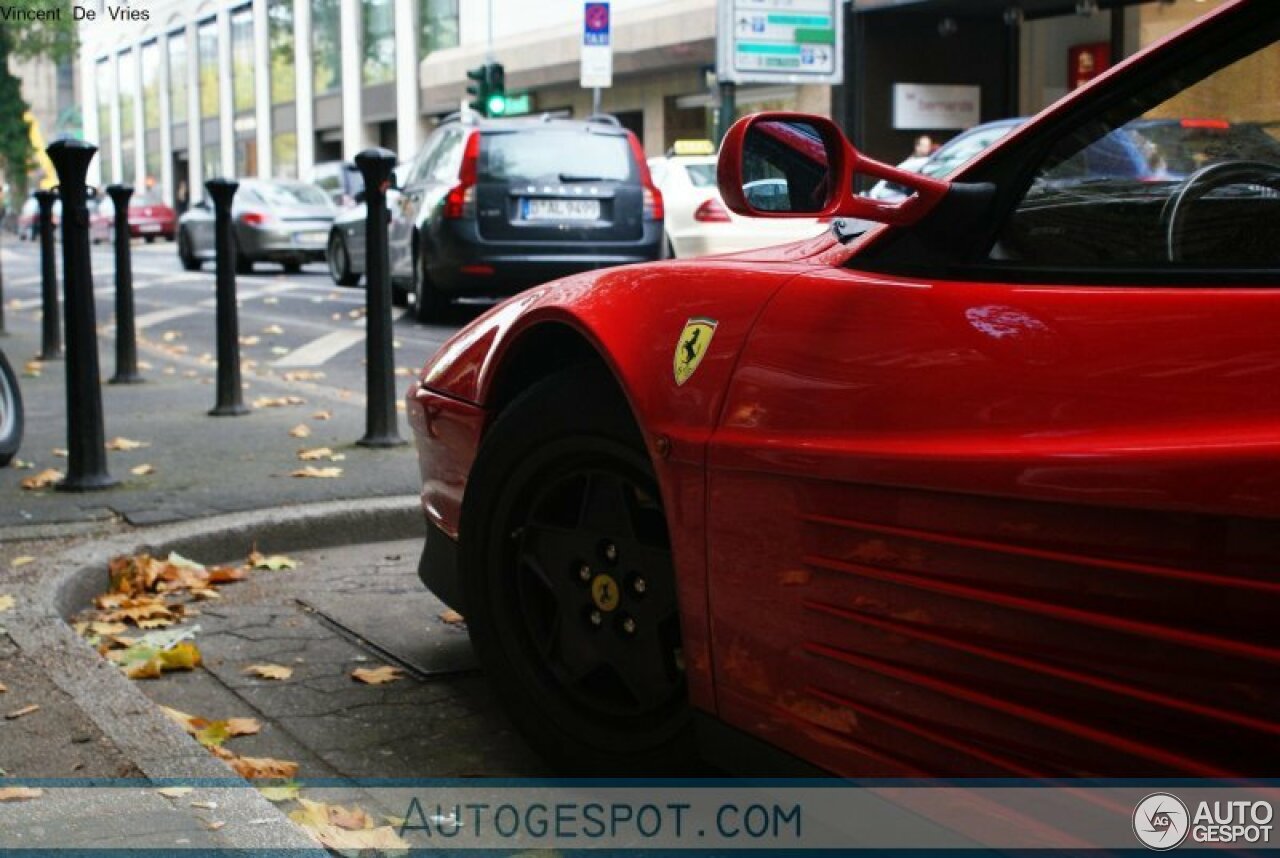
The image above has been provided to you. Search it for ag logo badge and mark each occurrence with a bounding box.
[674,318,718,386]
[591,574,620,612]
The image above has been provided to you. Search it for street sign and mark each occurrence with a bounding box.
[580,2,613,89]
[716,0,843,86]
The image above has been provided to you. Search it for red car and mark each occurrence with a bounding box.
[407,0,1280,777]
[91,191,177,243]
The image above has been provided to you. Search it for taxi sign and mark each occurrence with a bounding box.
[672,139,716,156]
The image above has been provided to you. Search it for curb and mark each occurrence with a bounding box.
[6,495,423,851]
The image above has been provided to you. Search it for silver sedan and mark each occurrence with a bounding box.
[177,180,335,274]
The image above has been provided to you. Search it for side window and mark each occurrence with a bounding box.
[993,32,1280,269]
[407,131,446,185]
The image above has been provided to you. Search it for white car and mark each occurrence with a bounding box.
[649,154,827,259]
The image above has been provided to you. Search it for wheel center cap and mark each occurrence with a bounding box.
[590,574,620,612]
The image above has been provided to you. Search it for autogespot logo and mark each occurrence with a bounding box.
[1134,793,1190,851]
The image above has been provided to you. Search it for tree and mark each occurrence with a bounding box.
[0,2,77,200]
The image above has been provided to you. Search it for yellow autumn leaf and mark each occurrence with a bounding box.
[258,783,303,802]
[351,666,403,685]
[283,370,324,381]
[262,324,284,335]
[297,447,339,461]
[225,717,261,737]
[90,621,128,636]
[6,704,40,719]
[243,663,293,680]
[228,755,299,780]
[253,395,305,408]
[439,609,465,625]
[0,682,7,693]
[311,410,331,421]
[157,787,194,798]
[0,595,14,612]
[130,464,156,476]
[51,448,67,458]
[9,556,35,568]
[0,787,43,802]
[290,466,342,479]
[20,468,62,490]
[289,423,312,438]
[106,437,149,451]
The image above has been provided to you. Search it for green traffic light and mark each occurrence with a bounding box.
[487,94,507,116]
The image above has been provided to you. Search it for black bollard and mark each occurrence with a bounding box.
[47,139,117,491]
[34,189,61,360]
[354,148,405,448]
[106,184,142,384]
[206,178,247,417]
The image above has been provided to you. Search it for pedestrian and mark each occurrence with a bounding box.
[912,134,935,159]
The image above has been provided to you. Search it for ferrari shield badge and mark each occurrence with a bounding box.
[674,318,718,386]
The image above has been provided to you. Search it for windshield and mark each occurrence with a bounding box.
[250,182,331,207]
[481,130,635,182]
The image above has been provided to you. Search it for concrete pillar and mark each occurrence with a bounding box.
[82,51,101,187]
[253,0,272,177]
[132,47,146,188]
[340,0,364,160]
[394,0,419,160]
[109,53,123,184]
[187,21,203,201]
[158,35,174,207]
[218,7,235,178]
[294,0,315,177]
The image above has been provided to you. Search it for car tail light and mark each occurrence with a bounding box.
[240,210,274,227]
[443,130,481,220]
[693,197,731,223]
[628,132,664,221]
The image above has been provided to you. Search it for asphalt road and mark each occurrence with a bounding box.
[2,234,489,399]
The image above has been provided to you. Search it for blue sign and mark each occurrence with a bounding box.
[584,2,610,46]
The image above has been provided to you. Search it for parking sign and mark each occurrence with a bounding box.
[581,2,613,88]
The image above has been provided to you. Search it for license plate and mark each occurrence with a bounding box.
[139,223,161,233]
[296,231,326,245]
[522,199,600,221]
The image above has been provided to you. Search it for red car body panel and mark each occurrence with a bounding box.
[408,0,1278,776]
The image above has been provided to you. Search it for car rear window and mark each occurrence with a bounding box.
[685,164,717,187]
[481,130,636,183]
[252,183,331,207]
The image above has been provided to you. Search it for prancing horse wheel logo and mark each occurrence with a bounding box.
[591,574,620,612]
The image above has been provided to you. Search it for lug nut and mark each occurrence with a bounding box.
[621,617,637,636]
[589,610,603,627]
[577,563,592,582]
[603,542,618,563]
[632,576,647,595]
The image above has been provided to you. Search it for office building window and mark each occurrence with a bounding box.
[198,19,218,119]
[141,41,160,130]
[203,143,222,180]
[273,131,297,178]
[362,0,394,85]
[269,0,294,105]
[313,0,340,94]
[168,31,188,125]
[96,57,113,182]
[231,6,254,114]
[118,51,135,139]
[419,0,458,59]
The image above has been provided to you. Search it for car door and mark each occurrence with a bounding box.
[705,6,1280,778]
[389,129,448,279]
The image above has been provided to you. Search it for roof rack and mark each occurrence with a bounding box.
[586,113,621,127]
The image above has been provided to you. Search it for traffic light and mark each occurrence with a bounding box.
[466,62,507,117]
[486,63,507,116]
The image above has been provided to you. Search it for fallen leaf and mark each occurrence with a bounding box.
[290,466,342,479]
[9,458,34,469]
[51,447,68,458]
[106,437,149,451]
[0,595,13,612]
[207,566,248,584]
[252,395,306,409]
[297,447,342,462]
[310,410,331,421]
[161,330,182,342]
[90,621,128,636]
[282,370,324,381]
[205,820,226,831]
[439,609,465,625]
[248,550,297,571]
[190,800,218,810]
[351,666,403,685]
[270,347,290,356]
[0,683,6,693]
[226,717,262,737]
[239,335,260,346]
[0,787,43,802]
[20,468,63,490]
[160,705,202,733]
[157,787,194,798]
[130,464,156,476]
[258,783,302,802]
[288,423,311,438]
[194,721,231,748]
[229,755,299,780]
[327,804,372,830]
[6,704,39,720]
[135,617,175,630]
[22,361,41,377]
[262,324,284,335]
[9,556,34,568]
[243,664,293,680]
[262,296,279,305]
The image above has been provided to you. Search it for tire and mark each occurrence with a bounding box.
[460,364,695,774]
[283,261,302,275]
[411,240,446,322]
[0,349,24,469]
[144,235,156,244]
[327,232,359,286]
[178,231,201,271]
[392,285,408,307]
